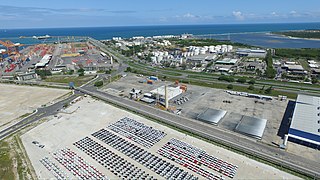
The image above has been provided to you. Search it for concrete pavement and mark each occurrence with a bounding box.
[77,84,320,178]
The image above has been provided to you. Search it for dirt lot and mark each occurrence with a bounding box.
[21,96,299,179]
[0,84,70,131]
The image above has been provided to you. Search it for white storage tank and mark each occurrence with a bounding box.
[200,48,206,55]
[227,45,233,52]
[151,56,157,63]
[209,46,215,53]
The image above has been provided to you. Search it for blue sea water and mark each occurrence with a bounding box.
[0,23,320,48]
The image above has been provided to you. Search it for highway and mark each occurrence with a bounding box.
[0,92,80,141]
[93,39,320,96]
[77,82,320,178]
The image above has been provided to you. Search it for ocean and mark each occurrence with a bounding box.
[0,23,320,48]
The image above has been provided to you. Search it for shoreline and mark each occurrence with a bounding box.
[270,33,320,41]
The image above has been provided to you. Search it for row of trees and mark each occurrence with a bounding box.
[227,84,273,94]
[264,50,277,79]
[218,75,255,84]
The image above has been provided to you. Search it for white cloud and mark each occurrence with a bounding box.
[183,13,197,18]
[289,10,301,17]
[271,12,279,17]
[232,11,244,20]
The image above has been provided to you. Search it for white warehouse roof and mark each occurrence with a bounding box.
[150,86,183,101]
[197,108,227,125]
[289,94,320,146]
[235,116,267,139]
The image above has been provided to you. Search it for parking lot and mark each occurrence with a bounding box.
[21,96,298,179]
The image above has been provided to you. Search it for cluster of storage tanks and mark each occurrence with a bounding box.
[156,40,172,46]
[151,51,175,64]
[182,45,233,57]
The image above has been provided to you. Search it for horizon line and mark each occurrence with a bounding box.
[1,21,320,30]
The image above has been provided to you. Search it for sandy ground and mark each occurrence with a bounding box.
[0,84,70,131]
[21,96,299,179]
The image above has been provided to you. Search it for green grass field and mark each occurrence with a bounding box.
[0,141,14,180]
[44,75,95,87]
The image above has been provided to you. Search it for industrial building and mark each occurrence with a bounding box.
[197,108,227,125]
[215,58,238,65]
[288,94,320,149]
[16,72,38,81]
[35,54,52,68]
[236,49,267,58]
[150,85,183,101]
[235,116,267,139]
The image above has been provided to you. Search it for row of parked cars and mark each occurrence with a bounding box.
[40,157,69,180]
[53,148,107,180]
[74,137,153,179]
[174,96,190,105]
[92,128,198,180]
[160,139,238,179]
[108,117,166,148]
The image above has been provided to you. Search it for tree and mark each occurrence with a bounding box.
[94,81,103,87]
[237,78,246,84]
[265,86,273,94]
[256,69,262,76]
[78,68,85,73]
[181,63,187,70]
[35,69,52,79]
[264,50,276,79]
[219,75,235,82]
[105,69,111,74]
[248,85,255,90]
[78,72,84,76]
[125,67,132,72]
[248,79,256,84]
[311,77,319,84]
[227,84,234,89]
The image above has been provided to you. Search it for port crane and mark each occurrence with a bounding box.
[0,40,23,56]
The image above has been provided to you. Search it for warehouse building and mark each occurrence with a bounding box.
[150,85,183,101]
[236,49,267,58]
[35,54,52,68]
[197,108,227,125]
[235,116,267,139]
[288,94,320,149]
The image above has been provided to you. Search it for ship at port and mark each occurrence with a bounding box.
[33,35,51,40]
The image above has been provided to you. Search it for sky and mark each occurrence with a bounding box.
[0,0,320,29]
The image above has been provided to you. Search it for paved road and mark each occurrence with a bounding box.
[0,92,80,141]
[100,44,320,95]
[77,81,320,178]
